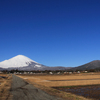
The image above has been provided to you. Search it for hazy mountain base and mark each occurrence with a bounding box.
[4,66,71,71]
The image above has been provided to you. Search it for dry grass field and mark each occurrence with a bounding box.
[18,72,100,100]
[0,74,12,100]
[19,73,100,87]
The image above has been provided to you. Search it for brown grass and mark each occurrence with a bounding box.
[17,73,100,100]
[19,73,100,87]
[0,74,12,100]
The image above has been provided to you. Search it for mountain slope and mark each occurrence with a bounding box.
[71,60,100,71]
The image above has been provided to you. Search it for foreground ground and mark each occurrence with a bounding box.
[0,73,100,100]
[11,75,63,100]
[18,72,100,100]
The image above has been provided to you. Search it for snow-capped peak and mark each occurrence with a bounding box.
[0,55,38,68]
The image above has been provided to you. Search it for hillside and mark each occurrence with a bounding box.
[71,60,100,71]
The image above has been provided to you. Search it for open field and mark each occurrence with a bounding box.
[18,73,100,87]
[17,73,100,100]
[0,74,12,100]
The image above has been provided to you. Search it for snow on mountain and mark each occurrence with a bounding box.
[0,55,70,71]
[0,55,39,68]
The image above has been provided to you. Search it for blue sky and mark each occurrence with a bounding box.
[0,0,100,67]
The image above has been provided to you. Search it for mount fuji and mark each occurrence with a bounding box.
[0,55,48,70]
[0,55,71,71]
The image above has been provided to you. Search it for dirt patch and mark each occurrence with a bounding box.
[53,85,100,100]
